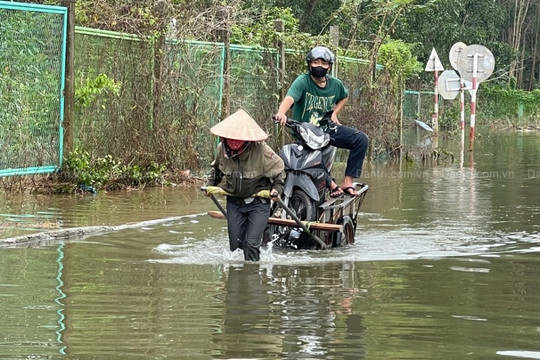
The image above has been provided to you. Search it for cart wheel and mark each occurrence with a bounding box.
[333,216,356,247]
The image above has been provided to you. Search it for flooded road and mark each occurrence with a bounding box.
[1,129,540,359]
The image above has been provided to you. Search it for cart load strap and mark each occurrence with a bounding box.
[204,186,270,199]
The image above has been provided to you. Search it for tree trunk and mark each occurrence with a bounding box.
[508,0,531,87]
[299,0,320,32]
[528,4,539,90]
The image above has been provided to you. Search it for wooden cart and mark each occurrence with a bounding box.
[206,182,369,250]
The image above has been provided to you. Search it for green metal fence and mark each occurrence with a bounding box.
[74,27,392,171]
[73,27,228,170]
[74,29,296,169]
[402,90,439,146]
[2,18,404,177]
[0,1,67,177]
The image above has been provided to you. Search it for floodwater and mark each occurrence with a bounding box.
[1,128,540,359]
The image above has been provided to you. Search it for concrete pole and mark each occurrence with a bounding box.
[329,26,339,77]
[275,20,285,100]
[216,8,231,119]
[274,20,285,145]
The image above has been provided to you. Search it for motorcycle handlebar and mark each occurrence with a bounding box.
[272,116,298,128]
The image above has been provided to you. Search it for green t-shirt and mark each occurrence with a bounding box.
[286,73,349,125]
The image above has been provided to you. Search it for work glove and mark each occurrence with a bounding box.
[270,189,280,199]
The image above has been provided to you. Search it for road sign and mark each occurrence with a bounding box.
[438,70,461,100]
[425,48,444,72]
[456,44,495,82]
[449,42,467,71]
[437,70,474,100]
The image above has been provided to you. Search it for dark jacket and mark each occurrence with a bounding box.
[207,142,285,199]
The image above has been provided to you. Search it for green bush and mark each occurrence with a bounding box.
[63,148,166,189]
[479,84,540,124]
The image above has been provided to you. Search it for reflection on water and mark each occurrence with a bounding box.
[1,129,540,359]
[0,185,210,239]
[2,247,540,359]
[211,264,366,359]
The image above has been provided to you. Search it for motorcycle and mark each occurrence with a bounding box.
[265,113,368,249]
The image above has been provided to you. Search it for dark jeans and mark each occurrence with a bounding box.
[326,124,369,179]
[226,197,270,261]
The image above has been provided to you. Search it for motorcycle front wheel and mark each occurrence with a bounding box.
[288,188,317,222]
[263,188,318,249]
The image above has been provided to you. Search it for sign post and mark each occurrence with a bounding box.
[457,45,495,151]
[437,67,472,167]
[425,48,444,138]
[449,42,467,131]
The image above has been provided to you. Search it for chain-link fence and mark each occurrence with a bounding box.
[0,1,66,177]
[3,18,409,177]
[74,29,226,171]
[74,27,401,175]
[402,90,440,146]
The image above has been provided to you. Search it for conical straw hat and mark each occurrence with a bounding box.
[210,109,268,141]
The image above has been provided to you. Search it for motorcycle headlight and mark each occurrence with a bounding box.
[298,126,330,150]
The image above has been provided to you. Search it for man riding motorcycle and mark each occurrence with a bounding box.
[274,46,369,197]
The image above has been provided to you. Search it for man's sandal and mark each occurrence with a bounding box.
[329,185,343,198]
[342,186,359,196]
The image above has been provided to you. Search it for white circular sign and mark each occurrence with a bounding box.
[449,42,467,71]
[456,44,495,82]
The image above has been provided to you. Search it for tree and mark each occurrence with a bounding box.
[503,0,531,87]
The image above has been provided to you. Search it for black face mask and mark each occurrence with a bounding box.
[310,66,328,78]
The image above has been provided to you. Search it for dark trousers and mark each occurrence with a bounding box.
[327,124,369,178]
[226,197,270,261]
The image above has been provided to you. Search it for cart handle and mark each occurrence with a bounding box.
[201,186,271,199]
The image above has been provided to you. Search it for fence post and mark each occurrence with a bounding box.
[330,26,339,77]
[368,34,380,85]
[216,8,231,119]
[274,19,286,145]
[62,0,75,159]
[151,0,169,130]
[275,20,285,100]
